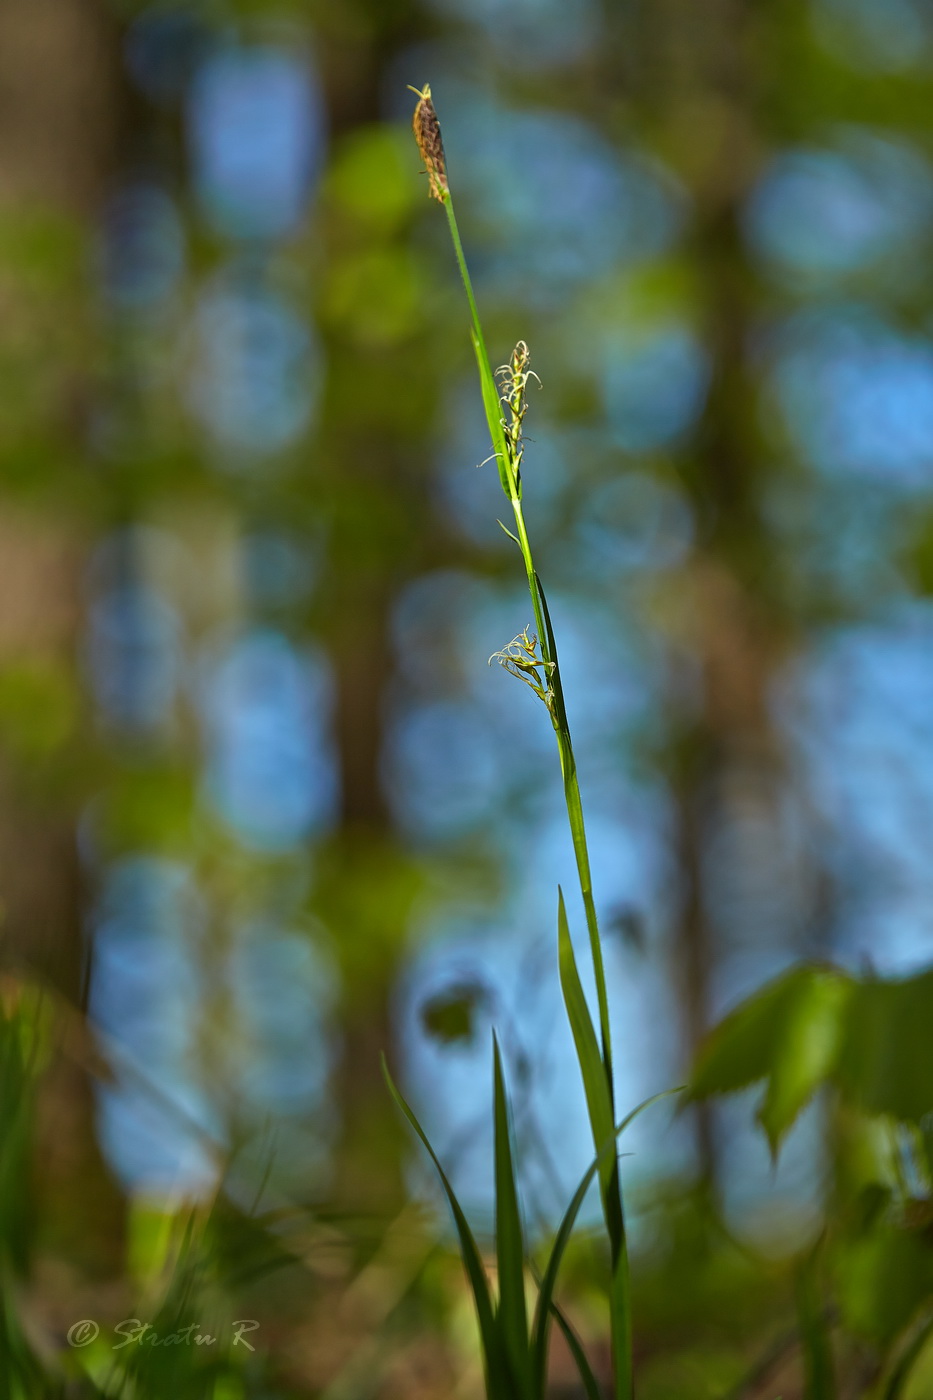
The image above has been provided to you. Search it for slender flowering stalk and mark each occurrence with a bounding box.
[409,83,633,1400]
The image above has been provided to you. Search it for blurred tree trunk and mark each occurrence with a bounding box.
[636,0,792,1193]
[0,0,126,1272]
[312,2,434,1215]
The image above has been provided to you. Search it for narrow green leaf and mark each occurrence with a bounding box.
[557,891,615,1221]
[608,1247,632,1400]
[469,327,511,497]
[532,570,570,731]
[557,889,631,1400]
[548,1297,602,1400]
[492,1035,532,1400]
[530,1088,682,1396]
[530,1156,601,1396]
[533,570,559,666]
[497,519,521,548]
[382,1056,507,1394]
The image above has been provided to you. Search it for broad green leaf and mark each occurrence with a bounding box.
[758,970,853,1157]
[691,966,853,1156]
[382,1056,507,1396]
[492,1035,532,1400]
[835,1223,933,1346]
[690,966,835,1098]
[837,969,933,1123]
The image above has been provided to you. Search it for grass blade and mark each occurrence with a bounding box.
[382,1055,508,1396]
[412,88,635,1400]
[492,1035,532,1400]
[470,327,511,497]
[549,1296,603,1400]
[530,1156,601,1396]
[557,890,617,1236]
[557,889,633,1400]
[532,569,566,723]
[497,519,521,548]
[530,1090,679,1395]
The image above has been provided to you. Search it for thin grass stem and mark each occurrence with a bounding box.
[413,84,634,1399]
[442,177,613,1081]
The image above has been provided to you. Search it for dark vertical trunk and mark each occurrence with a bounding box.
[0,0,126,1273]
[633,0,789,1193]
[312,8,433,1214]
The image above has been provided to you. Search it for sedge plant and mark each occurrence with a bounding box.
[381,82,675,1400]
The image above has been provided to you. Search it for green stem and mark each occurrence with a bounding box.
[445,192,613,1079]
[444,197,486,372]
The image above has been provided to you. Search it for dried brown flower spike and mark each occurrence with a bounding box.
[408,83,448,202]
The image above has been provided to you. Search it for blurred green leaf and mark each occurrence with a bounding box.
[691,967,834,1096]
[690,965,853,1154]
[420,981,487,1046]
[759,971,852,1157]
[835,1222,933,1345]
[837,970,933,1123]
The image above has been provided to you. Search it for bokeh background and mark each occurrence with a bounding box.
[4,0,933,1395]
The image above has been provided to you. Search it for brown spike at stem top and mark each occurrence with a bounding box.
[408,83,448,202]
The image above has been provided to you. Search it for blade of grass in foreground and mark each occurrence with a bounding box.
[550,1298,603,1400]
[557,888,630,1389]
[531,1087,682,1398]
[387,1030,680,1400]
[381,1055,511,1399]
[492,1035,533,1400]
